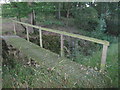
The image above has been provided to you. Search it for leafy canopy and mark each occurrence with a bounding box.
[74,7,99,31]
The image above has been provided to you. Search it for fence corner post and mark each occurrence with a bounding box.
[100,45,108,72]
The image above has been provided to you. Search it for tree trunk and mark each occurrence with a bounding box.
[56,3,61,19]
[32,9,36,25]
[12,3,27,33]
[28,2,37,34]
[58,3,61,19]
[66,3,71,26]
[32,9,38,34]
[28,2,33,33]
[18,18,27,33]
[66,9,69,26]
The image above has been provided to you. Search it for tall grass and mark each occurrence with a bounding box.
[77,43,118,87]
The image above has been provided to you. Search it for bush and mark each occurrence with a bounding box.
[29,34,61,54]
[42,35,60,54]
[106,19,119,36]
[74,7,99,31]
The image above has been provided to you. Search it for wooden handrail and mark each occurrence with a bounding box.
[12,19,109,71]
[12,20,109,46]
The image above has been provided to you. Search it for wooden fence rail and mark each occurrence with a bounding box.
[12,19,109,71]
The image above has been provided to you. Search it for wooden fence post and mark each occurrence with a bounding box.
[26,26,29,42]
[60,34,64,57]
[75,39,79,60]
[13,22,16,35]
[100,45,108,72]
[39,28,43,48]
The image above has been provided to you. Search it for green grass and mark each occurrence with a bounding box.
[2,36,111,88]
[77,42,118,87]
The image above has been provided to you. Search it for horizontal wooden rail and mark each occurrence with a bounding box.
[12,20,109,46]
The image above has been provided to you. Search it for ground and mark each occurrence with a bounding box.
[1,17,118,88]
[2,36,110,88]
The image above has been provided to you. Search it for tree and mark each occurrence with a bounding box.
[97,13,107,32]
[2,2,30,31]
[55,2,61,19]
[27,2,37,33]
[105,2,119,36]
[74,6,99,31]
[2,2,37,33]
[92,2,119,36]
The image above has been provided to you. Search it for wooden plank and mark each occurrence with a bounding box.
[26,26,29,42]
[13,22,16,35]
[39,28,43,48]
[12,20,109,46]
[60,34,64,57]
[100,45,108,72]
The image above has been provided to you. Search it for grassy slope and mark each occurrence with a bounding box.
[79,43,118,87]
[2,36,111,88]
[2,18,118,88]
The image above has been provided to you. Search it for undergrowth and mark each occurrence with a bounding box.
[76,42,118,87]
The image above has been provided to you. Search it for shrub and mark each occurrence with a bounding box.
[74,7,99,31]
[106,19,119,36]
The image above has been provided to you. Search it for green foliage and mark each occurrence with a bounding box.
[74,7,99,31]
[35,2,55,12]
[2,2,29,18]
[42,35,60,54]
[2,2,55,19]
[93,2,119,36]
[2,2,119,88]
[76,42,118,87]
[2,2,119,36]
[106,19,119,36]
[105,3,119,36]
[78,29,118,44]
[105,43,118,87]
[2,4,14,18]
[2,63,35,88]
[63,38,100,62]
[97,14,107,31]
[29,34,61,54]
[41,19,64,26]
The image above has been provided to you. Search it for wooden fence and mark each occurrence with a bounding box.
[12,20,109,72]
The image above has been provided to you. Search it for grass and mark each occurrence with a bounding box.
[72,29,118,87]
[2,17,118,88]
[77,42,118,87]
[2,37,111,88]
[2,59,81,88]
